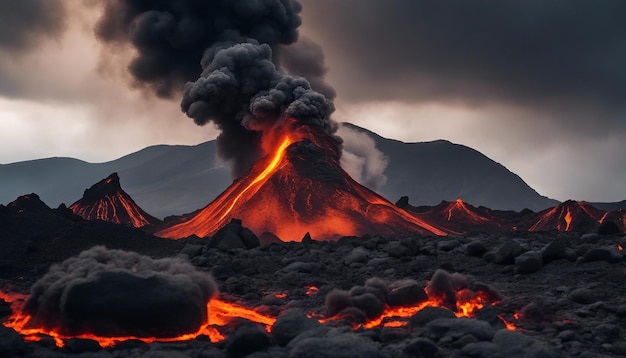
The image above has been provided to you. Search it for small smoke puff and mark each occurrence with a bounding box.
[338,124,389,192]
[426,269,472,307]
[25,246,218,338]
[364,277,389,303]
[325,289,354,317]
[352,292,384,319]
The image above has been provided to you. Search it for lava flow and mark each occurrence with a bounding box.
[0,292,275,348]
[156,123,448,241]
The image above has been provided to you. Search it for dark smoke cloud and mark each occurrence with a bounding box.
[25,246,218,338]
[96,0,302,98]
[0,0,66,53]
[97,0,339,178]
[301,0,626,114]
[279,36,336,101]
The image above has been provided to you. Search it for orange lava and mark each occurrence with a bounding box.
[305,286,319,295]
[446,199,489,223]
[156,123,448,241]
[563,209,572,231]
[618,245,623,251]
[1,292,275,348]
[70,192,156,228]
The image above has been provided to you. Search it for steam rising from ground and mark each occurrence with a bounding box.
[338,124,388,192]
[25,246,217,338]
[96,0,339,178]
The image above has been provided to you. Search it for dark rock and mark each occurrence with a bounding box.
[0,327,26,357]
[289,334,385,358]
[519,302,544,322]
[210,219,260,250]
[542,237,568,263]
[492,330,557,358]
[325,289,353,317]
[63,338,102,353]
[612,341,626,355]
[424,318,495,342]
[301,232,313,244]
[438,239,459,252]
[225,325,270,358]
[410,307,457,327]
[382,241,410,258]
[344,247,369,265]
[461,341,501,358]
[180,244,204,258]
[582,246,622,263]
[403,337,440,358]
[514,251,543,274]
[465,241,488,257]
[387,279,428,307]
[597,220,621,235]
[272,309,321,346]
[569,288,601,304]
[474,306,506,330]
[491,240,524,264]
[352,292,385,319]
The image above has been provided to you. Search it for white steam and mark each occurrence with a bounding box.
[338,124,389,192]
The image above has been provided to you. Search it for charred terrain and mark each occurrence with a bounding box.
[1,186,625,357]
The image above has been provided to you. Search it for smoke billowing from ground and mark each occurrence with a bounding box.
[338,124,388,192]
[25,246,217,338]
[96,0,339,178]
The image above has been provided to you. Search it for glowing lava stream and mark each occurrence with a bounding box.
[2,285,517,348]
[217,136,293,223]
[563,209,572,231]
[0,293,276,348]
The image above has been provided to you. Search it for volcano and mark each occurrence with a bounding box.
[69,173,160,228]
[407,199,508,234]
[528,200,607,233]
[156,125,447,241]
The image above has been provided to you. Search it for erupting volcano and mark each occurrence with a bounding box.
[69,173,160,228]
[157,123,447,241]
[407,199,506,234]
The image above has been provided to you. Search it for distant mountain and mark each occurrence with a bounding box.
[0,123,572,217]
[69,173,161,228]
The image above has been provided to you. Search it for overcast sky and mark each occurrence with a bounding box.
[1,0,625,203]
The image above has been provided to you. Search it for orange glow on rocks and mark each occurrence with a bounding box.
[157,122,447,241]
[1,292,276,348]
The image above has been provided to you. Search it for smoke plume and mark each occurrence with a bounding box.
[96,0,339,178]
[337,124,388,192]
[25,246,218,337]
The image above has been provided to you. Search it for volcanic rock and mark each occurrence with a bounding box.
[464,240,488,257]
[402,337,441,358]
[272,309,321,346]
[485,239,524,264]
[225,324,270,358]
[492,330,557,358]
[63,338,101,353]
[424,318,495,342]
[0,327,26,357]
[409,307,457,327]
[289,334,385,358]
[514,251,543,274]
[69,173,160,228]
[541,237,568,263]
[209,219,260,250]
[582,246,622,263]
[387,279,428,307]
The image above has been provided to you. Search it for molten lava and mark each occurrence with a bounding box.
[157,124,447,241]
[69,173,160,228]
[529,200,608,233]
[1,292,275,348]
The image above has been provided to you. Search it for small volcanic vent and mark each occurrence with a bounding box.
[602,209,626,234]
[528,200,607,233]
[411,199,506,234]
[69,173,160,228]
[157,124,447,241]
[7,193,51,213]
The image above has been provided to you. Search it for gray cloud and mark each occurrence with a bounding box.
[0,0,66,53]
[301,0,626,113]
[25,246,218,337]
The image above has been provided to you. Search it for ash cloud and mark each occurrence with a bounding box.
[25,246,218,338]
[97,0,339,178]
[337,124,388,192]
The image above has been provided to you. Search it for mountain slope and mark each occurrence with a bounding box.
[1,124,561,216]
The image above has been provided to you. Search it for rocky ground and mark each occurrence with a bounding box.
[1,220,625,357]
